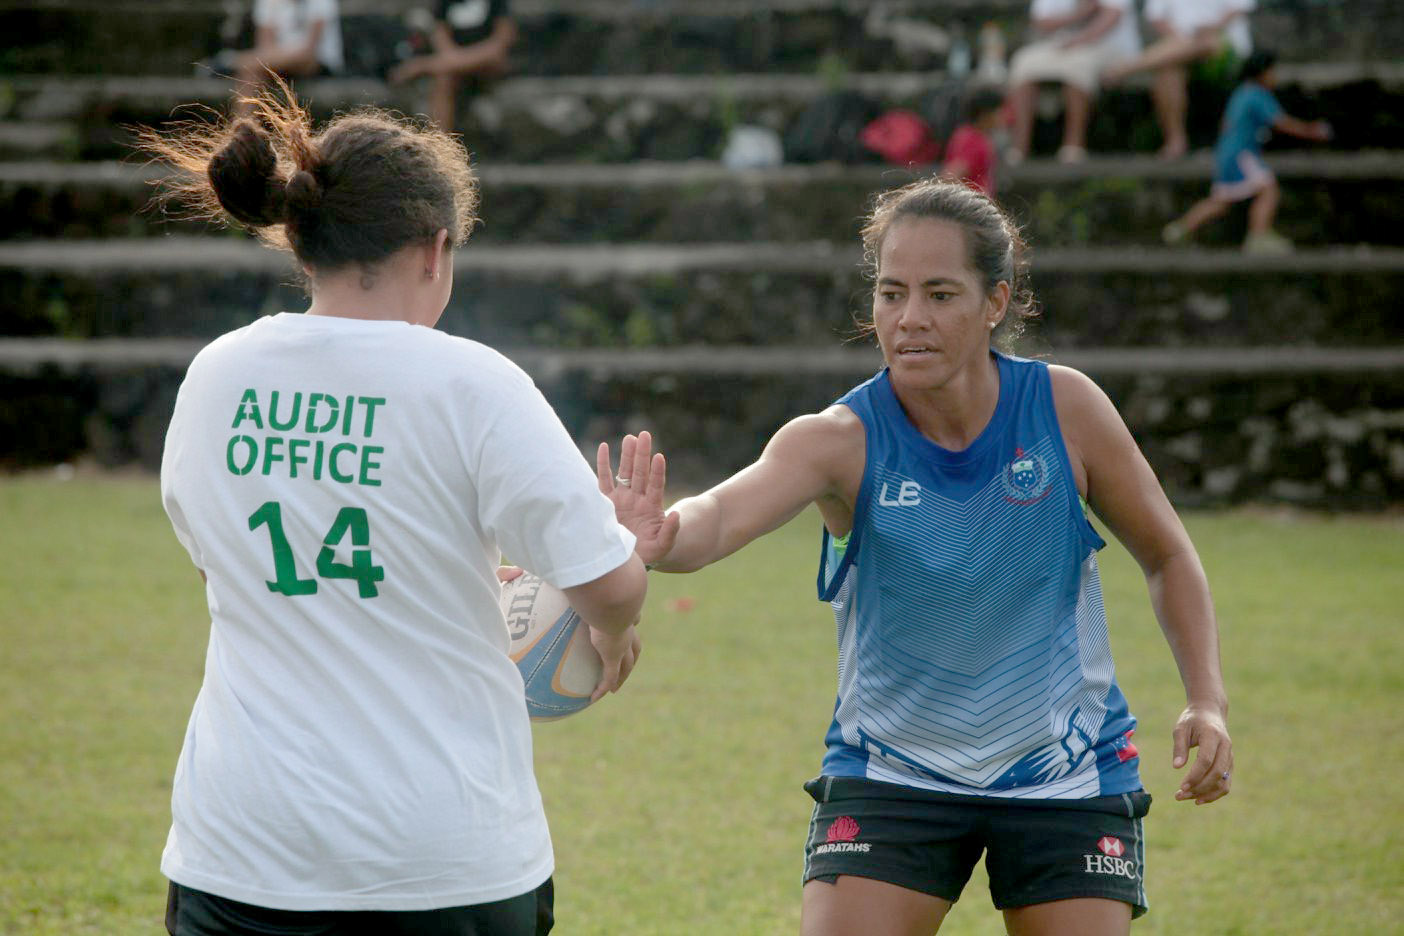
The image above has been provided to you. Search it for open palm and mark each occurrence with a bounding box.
[596,430,679,567]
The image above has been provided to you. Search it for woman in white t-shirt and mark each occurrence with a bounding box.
[1006,0,1142,163]
[137,75,652,936]
[233,0,345,116]
[1103,0,1255,159]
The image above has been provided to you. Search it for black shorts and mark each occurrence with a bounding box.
[802,776,1152,918]
[165,878,554,936]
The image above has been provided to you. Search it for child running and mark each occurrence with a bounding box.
[1162,49,1332,254]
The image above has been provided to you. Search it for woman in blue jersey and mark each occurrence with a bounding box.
[606,178,1232,935]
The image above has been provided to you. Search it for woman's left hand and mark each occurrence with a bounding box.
[1171,703,1233,805]
[597,430,679,567]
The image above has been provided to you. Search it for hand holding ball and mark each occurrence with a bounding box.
[500,570,604,721]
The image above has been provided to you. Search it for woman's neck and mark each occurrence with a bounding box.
[304,269,421,324]
[894,352,1001,451]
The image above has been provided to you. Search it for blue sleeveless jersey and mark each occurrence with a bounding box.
[817,354,1142,798]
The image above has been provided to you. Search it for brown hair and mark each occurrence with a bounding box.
[133,75,479,274]
[859,177,1037,349]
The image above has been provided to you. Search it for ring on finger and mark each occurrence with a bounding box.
[615,475,631,487]
[1221,771,1231,781]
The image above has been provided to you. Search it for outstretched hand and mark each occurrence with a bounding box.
[1171,703,1233,805]
[597,430,680,568]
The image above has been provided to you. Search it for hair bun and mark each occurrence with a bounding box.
[284,169,322,218]
[208,120,283,227]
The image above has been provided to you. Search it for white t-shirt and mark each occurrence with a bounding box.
[1029,0,1142,59]
[159,313,636,911]
[253,0,345,72]
[1144,0,1253,57]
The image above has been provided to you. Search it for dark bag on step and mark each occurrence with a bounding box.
[783,91,883,164]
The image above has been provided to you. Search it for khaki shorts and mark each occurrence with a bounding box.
[1009,38,1129,93]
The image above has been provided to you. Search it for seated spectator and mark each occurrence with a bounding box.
[233,0,344,117]
[1162,50,1331,254]
[1103,0,1255,159]
[389,0,519,132]
[941,87,1007,195]
[1005,0,1141,164]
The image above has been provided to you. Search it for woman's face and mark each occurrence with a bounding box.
[872,217,1008,391]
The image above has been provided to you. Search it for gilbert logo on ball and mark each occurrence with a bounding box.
[500,571,603,721]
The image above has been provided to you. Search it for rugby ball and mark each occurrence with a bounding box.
[500,571,603,721]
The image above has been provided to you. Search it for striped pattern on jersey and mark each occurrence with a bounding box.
[816,354,1141,799]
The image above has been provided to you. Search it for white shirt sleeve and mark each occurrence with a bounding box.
[160,373,206,571]
[471,367,635,589]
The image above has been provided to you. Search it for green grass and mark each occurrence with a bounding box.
[2,474,1402,935]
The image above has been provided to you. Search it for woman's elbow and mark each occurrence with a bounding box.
[563,556,648,634]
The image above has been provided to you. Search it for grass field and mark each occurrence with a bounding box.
[2,473,1402,935]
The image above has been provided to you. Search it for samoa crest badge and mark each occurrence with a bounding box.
[1002,446,1052,505]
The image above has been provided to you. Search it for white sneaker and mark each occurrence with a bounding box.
[1243,230,1294,255]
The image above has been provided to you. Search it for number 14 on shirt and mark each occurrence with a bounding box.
[248,501,386,599]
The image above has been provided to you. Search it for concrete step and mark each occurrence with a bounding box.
[4,237,1402,349]
[7,153,1404,247]
[3,338,1401,507]
[4,63,1396,162]
[4,0,1397,76]
[0,121,79,160]
[6,336,1403,377]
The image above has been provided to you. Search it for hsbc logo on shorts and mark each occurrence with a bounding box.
[1083,837,1137,879]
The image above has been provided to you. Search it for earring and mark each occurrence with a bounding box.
[425,269,436,280]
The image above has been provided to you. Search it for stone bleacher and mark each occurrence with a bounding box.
[2,0,1402,504]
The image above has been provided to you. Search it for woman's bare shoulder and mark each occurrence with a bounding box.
[771,404,865,449]
[757,404,866,497]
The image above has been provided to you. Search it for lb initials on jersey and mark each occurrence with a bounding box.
[878,480,922,507]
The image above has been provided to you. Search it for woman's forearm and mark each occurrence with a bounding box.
[1146,551,1227,711]
[650,493,725,573]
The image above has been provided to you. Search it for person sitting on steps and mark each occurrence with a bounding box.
[1004,0,1141,164]
[1102,0,1256,160]
[388,0,518,132]
[231,0,344,118]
